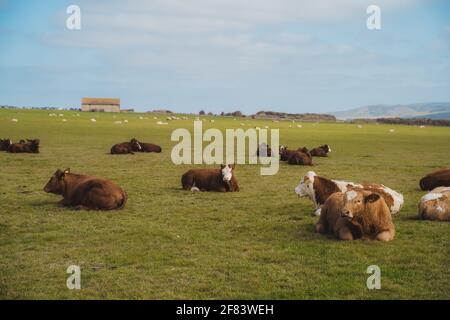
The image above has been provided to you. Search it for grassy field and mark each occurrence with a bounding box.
[0,108,449,300]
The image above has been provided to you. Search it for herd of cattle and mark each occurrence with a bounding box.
[110,138,162,154]
[0,138,40,153]
[1,137,449,242]
[257,144,331,165]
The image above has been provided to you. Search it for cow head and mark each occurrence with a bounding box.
[279,145,288,154]
[130,138,142,151]
[322,144,331,153]
[295,171,317,199]
[340,190,380,219]
[220,164,234,182]
[0,138,12,149]
[27,139,40,153]
[44,168,70,195]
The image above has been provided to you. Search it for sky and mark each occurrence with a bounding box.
[0,0,449,114]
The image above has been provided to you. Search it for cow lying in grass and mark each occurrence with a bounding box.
[0,138,12,151]
[419,168,450,190]
[44,168,127,210]
[132,141,162,153]
[279,145,296,161]
[280,145,311,161]
[182,164,239,192]
[287,148,313,166]
[295,171,404,216]
[310,144,331,157]
[315,190,395,241]
[418,187,450,221]
[7,139,40,153]
[256,143,272,157]
[110,138,142,154]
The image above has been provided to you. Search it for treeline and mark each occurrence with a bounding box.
[253,111,336,121]
[376,117,450,127]
[348,117,450,127]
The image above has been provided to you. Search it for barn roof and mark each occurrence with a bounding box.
[82,98,120,105]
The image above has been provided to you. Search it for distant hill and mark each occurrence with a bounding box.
[331,103,450,120]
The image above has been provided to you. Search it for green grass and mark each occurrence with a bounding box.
[0,108,449,299]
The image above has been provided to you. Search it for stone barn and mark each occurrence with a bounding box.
[81,98,120,112]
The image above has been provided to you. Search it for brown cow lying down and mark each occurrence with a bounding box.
[44,168,127,210]
[315,190,395,241]
[295,171,404,216]
[132,141,162,153]
[279,145,297,161]
[182,164,239,192]
[310,144,331,157]
[419,168,450,190]
[418,187,450,221]
[0,138,12,151]
[7,139,40,153]
[279,145,309,160]
[256,143,272,157]
[287,148,313,166]
[110,138,142,154]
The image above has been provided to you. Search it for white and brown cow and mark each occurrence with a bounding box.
[181,164,239,192]
[295,171,404,216]
[316,190,395,241]
[418,187,450,221]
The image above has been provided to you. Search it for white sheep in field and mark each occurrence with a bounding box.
[297,125,302,128]
[90,118,97,122]
[11,118,18,122]
[114,121,122,124]
[157,121,168,125]
[389,129,395,133]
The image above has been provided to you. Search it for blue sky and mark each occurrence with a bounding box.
[0,0,449,113]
